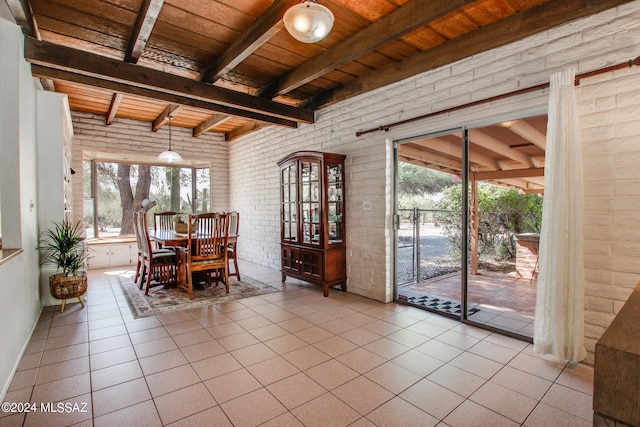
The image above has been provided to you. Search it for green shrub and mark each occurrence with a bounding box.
[434,183,543,261]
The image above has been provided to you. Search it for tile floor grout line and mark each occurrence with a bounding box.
[9,264,596,426]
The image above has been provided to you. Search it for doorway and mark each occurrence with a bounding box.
[395,116,546,339]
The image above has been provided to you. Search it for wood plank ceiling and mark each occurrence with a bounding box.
[399,115,547,193]
[5,0,631,158]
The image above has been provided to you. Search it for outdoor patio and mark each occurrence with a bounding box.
[399,270,537,337]
[397,210,538,338]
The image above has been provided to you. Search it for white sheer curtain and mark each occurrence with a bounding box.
[533,69,587,363]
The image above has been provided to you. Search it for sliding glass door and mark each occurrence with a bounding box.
[396,128,469,319]
[395,116,546,340]
[464,122,544,337]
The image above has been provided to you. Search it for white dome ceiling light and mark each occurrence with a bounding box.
[284,0,334,43]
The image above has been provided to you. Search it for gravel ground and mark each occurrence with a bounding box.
[397,227,459,284]
[397,223,515,285]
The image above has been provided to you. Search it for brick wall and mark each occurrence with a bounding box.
[69,112,230,220]
[228,3,640,362]
[514,235,540,281]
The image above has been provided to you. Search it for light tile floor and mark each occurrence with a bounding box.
[1,261,594,426]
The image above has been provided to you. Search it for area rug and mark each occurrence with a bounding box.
[120,275,280,319]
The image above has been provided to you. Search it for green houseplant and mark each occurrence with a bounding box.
[40,220,89,312]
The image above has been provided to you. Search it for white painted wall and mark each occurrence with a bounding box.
[0,17,45,399]
[228,3,640,362]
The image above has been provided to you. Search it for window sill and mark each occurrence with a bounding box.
[87,237,136,246]
[0,248,24,266]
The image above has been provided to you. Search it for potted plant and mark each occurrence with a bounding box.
[174,213,189,233]
[39,220,89,312]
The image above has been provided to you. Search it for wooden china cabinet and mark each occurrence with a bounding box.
[277,151,346,296]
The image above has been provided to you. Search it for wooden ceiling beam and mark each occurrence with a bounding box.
[473,167,544,181]
[5,0,40,40]
[152,104,182,131]
[23,38,314,125]
[413,138,501,170]
[498,160,543,170]
[399,144,463,172]
[502,120,547,150]
[476,176,541,192]
[500,178,544,190]
[106,93,123,125]
[402,144,545,191]
[225,122,269,142]
[464,130,541,168]
[125,0,165,64]
[526,180,546,191]
[31,65,298,128]
[309,0,635,109]
[200,0,298,83]
[260,0,476,98]
[193,114,231,137]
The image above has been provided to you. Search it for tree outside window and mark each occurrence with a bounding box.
[83,160,210,238]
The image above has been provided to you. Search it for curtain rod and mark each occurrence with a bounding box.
[355,55,640,137]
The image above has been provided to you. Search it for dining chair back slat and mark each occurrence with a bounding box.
[153,211,178,250]
[190,213,228,261]
[178,212,229,299]
[154,211,178,231]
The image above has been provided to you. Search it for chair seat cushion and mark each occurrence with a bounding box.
[152,251,176,261]
[153,248,175,255]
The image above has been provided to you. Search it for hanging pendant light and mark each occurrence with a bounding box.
[284,0,334,43]
[158,115,182,163]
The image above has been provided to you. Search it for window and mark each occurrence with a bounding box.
[84,160,210,238]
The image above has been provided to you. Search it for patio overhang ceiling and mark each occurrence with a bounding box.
[398,116,547,194]
[6,0,632,141]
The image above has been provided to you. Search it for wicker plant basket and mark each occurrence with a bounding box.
[49,273,88,312]
[175,222,189,233]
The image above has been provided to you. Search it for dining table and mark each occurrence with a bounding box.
[148,229,238,248]
[147,228,237,290]
[148,229,191,248]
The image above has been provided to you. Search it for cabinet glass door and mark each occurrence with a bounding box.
[301,161,321,245]
[281,164,297,242]
[327,163,343,244]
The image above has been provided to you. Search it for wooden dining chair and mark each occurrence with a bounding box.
[153,211,178,250]
[178,212,229,299]
[135,211,177,295]
[227,211,240,281]
[154,211,178,231]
